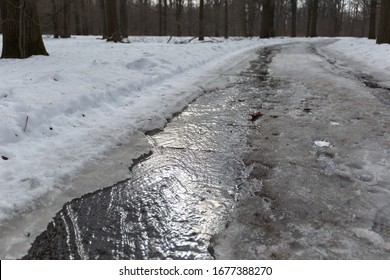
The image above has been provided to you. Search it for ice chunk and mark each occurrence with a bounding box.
[314,140,331,147]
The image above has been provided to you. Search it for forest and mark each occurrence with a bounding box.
[0,1,389,61]
[0,1,390,57]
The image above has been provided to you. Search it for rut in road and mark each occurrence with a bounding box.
[23,48,274,260]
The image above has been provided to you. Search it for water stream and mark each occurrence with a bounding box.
[23,49,273,260]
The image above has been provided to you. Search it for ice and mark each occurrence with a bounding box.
[314,140,331,147]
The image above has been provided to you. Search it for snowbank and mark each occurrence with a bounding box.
[327,37,390,71]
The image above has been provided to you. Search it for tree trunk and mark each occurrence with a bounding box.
[105,0,122,42]
[158,0,163,36]
[187,0,194,35]
[213,0,221,37]
[99,0,107,39]
[291,0,297,37]
[73,0,82,35]
[51,0,59,38]
[368,0,377,39]
[1,0,49,59]
[120,0,128,38]
[80,0,89,35]
[260,0,275,38]
[306,0,312,37]
[310,0,318,37]
[377,0,390,44]
[224,0,228,38]
[199,0,204,40]
[62,0,71,38]
[175,0,183,36]
[163,0,168,35]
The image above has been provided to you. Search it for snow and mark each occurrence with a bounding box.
[314,140,331,147]
[326,37,390,71]
[0,35,308,226]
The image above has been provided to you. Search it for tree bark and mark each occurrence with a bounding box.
[1,0,48,58]
[80,0,89,35]
[158,0,163,35]
[199,0,204,40]
[51,0,59,38]
[175,0,183,36]
[224,0,228,38]
[163,0,168,35]
[260,0,275,38]
[213,0,221,37]
[309,0,318,37]
[62,0,71,38]
[377,0,390,44]
[73,0,81,35]
[105,0,122,42]
[306,0,312,37]
[99,0,107,39]
[291,0,297,37]
[368,0,377,39]
[120,0,128,38]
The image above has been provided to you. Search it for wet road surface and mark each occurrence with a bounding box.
[24,42,390,259]
[22,48,272,260]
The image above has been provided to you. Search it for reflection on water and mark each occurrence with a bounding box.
[23,51,270,260]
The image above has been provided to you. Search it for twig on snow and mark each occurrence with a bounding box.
[24,115,29,133]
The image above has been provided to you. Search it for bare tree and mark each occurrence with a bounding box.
[368,0,377,39]
[105,0,122,42]
[291,0,297,37]
[98,0,107,38]
[199,0,205,40]
[377,0,390,43]
[120,0,128,38]
[175,0,183,36]
[73,0,82,35]
[158,0,163,35]
[51,0,60,38]
[306,0,318,37]
[62,0,71,38]
[163,0,168,35]
[310,0,318,37]
[80,0,89,35]
[260,0,275,38]
[213,0,221,37]
[1,0,48,58]
[224,0,228,38]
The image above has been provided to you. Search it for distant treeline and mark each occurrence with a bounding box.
[0,0,384,38]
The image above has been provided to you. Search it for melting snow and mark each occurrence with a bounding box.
[314,140,331,147]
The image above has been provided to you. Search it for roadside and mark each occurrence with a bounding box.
[212,41,390,259]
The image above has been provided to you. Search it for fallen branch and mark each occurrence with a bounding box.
[179,36,197,44]
[24,116,29,133]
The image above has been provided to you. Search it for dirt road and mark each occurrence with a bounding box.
[213,41,390,259]
[24,41,390,259]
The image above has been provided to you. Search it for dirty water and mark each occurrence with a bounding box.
[23,49,275,260]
